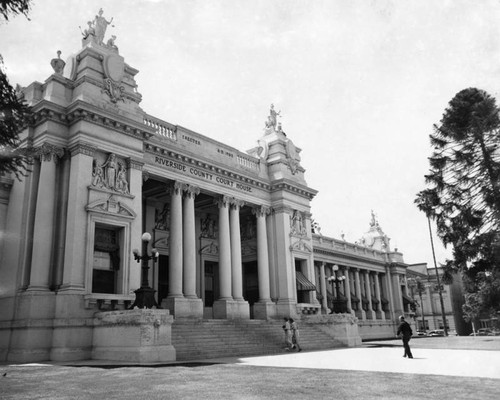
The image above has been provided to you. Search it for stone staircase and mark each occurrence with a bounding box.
[171,319,345,361]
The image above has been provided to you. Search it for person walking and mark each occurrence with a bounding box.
[282,317,293,350]
[397,315,413,358]
[289,318,302,352]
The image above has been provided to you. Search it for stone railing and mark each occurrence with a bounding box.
[237,154,260,171]
[143,115,177,141]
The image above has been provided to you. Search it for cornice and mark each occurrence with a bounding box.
[29,101,154,141]
[270,179,318,200]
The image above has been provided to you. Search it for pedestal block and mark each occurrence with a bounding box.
[162,297,203,318]
[92,309,176,363]
[213,299,238,319]
[253,301,276,320]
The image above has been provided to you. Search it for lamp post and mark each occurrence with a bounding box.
[327,267,347,314]
[129,232,161,309]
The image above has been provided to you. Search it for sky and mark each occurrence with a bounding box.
[3,0,500,269]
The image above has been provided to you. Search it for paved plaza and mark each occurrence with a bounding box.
[1,336,499,399]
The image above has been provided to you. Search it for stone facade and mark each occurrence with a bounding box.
[0,10,421,363]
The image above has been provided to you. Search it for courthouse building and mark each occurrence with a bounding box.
[0,11,420,362]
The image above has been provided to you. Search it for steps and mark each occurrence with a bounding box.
[171,319,344,361]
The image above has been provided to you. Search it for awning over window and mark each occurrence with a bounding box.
[296,271,316,291]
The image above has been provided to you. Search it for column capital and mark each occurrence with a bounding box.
[68,142,96,157]
[183,184,200,199]
[215,195,231,208]
[127,158,144,171]
[36,142,65,162]
[252,205,271,217]
[167,181,185,196]
[230,197,245,210]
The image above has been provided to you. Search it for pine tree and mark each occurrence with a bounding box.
[415,88,500,319]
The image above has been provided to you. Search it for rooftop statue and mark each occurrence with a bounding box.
[94,8,114,45]
[264,103,281,134]
[50,50,66,75]
[80,20,96,44]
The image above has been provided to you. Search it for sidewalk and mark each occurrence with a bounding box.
[216,345,500,379]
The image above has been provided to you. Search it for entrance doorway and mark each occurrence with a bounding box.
[243,261,259,318]
[204,261,219,318]
[157,255,169,305]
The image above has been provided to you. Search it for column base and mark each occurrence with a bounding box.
[253,300,276,320]
[213,299,239,319]
[162,297,203,318]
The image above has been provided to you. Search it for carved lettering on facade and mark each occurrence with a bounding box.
[154,156,253,193]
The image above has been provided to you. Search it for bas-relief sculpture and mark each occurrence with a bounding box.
[155,204,170,231]
[290,210,307,236]
[91,153,130,194]
[200,214,217,239]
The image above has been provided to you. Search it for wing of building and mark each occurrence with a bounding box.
[0,10,427,363]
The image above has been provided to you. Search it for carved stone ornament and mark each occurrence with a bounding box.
[200,214,217,239]
[285,139,301,175]
[290,238,312,253]
[92,153,130,194]
[200,241,219,256]
[35,143,64,162]
[86,195,136,219]
[264,103,281,135]
[103,78,125,103]
[50,50,66,75]
[290,210,307,237]
[155,203,170,231]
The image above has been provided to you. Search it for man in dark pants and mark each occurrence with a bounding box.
[397,315,413,358]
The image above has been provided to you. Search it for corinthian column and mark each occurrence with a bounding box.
[168,182,183,298]
[252,205,274,319]
[319,262,328,312]
[183,185,200,298]
[230,198,244,300]
[28,143,64,291]
[365,270,374,319]
[374,272,384,320]
[213,196,236,319]
[354,269,366,320]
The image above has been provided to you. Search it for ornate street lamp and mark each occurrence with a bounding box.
[327,265,347,314]
[129,232,161,309]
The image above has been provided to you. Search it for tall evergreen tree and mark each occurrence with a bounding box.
[415,87,500,319]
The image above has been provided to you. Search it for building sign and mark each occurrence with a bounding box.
[154,156,252,193]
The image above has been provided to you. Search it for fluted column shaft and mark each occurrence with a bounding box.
[374,272,385,320]
[230,199,244,300]
[183,185,199,298]
[355,269,366,320]
[365,271,373,318]
[344,267,352,312]
[254,206,271,301]
[168,182,183,298]
[217,196,232,300]
[319,262,328,311]
[29,143,63,290]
